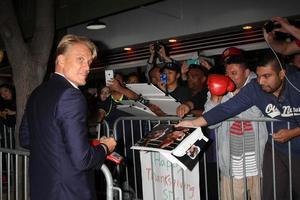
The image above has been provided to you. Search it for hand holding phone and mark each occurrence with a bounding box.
[186,58,199,66]
[105,70,114,86]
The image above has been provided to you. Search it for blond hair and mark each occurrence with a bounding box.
[55,34,97,64]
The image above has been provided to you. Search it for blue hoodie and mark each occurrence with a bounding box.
[203,67,300,155]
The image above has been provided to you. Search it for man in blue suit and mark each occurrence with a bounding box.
[19,34,116,200]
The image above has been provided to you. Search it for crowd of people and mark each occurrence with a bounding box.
[0,83,16,148]
[1,15,296,199]
[0,84,16,128]
[79,16,300,199]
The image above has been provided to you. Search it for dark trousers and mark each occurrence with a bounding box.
[263,143,300,200]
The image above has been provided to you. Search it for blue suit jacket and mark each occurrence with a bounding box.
[20,73,106,200]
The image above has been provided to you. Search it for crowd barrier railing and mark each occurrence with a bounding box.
[0,124,14,149]
[113,116,184,200]
[112,116,296,200]
[0,120,120,200]
[1,116,296,199]
[0,147,121,200]
[0,148,29,200]
[1,120,109,150]
[88,120,110,139]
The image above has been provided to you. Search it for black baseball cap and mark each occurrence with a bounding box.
[161,61,181,73]
[188,64,209,76]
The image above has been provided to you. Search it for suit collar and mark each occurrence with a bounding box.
[54,72,79,89]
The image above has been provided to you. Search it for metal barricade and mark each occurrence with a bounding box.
[88,120,110,139]
[0,148,29,200]
[113,116,297,200]
[0,120,119,199]
[113,116,183,200]
[0,147,121,200]
[0,124,14,149]
[216,118,296,200]
[0,120,109,150]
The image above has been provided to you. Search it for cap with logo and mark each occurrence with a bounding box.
[161,61,181,73]
[222,47,247,65]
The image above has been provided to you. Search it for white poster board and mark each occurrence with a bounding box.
[117,100,157,116]
[126,83,166,96]
[126,83,181,116]
[140,151,200,200]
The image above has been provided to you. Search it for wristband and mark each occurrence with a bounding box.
[90,139,101,146]
[90,140,109,154]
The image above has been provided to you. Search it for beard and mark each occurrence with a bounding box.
[260,81,283,94]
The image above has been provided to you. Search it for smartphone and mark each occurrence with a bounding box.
[106,152,123,164]
[105,70,114,86]
[160,73,167,85]
[186,58,199,66]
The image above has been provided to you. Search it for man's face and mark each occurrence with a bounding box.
[0,87,12,100]
[256,65,284,95]
[127,75,139,84]
[225,64,249,89]
[163,68,179,86]
[100,87,110,101]
[187,68,206,91]
[58,43,93,86]
[150,67,161,85]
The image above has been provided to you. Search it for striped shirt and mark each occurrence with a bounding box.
[229,121,258,179]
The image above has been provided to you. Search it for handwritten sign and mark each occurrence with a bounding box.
[140,151,200,200]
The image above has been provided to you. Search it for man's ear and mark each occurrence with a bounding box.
[279,69,286,80]
[56,55,65,66]
[245,68,251,77]
[55,55,65,72]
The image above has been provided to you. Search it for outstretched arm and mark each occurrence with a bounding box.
[108,78,139,100]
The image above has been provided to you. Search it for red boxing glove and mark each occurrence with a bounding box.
[207,74,235,96]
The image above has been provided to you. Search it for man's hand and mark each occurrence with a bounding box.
[210,93,223,103]
[4,109,16,116]
[148,103,166,116]
[175,120,196,128]
[158,45,172,62]
[156,80,167,91]
[100,136,117,154]
[175,116,208,128]
[199,58,212,70]
[263,28,274,43]
[0,110,8,119]
[107,78,122,92]
[176,104,191,118]
[149,43,155,55]
[271,17,293,34]
[181,61,189,81]
[272,128,300,143]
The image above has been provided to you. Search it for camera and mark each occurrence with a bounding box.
[264,20,295,41]
[153,41,162,52]
[264,20,281,33]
